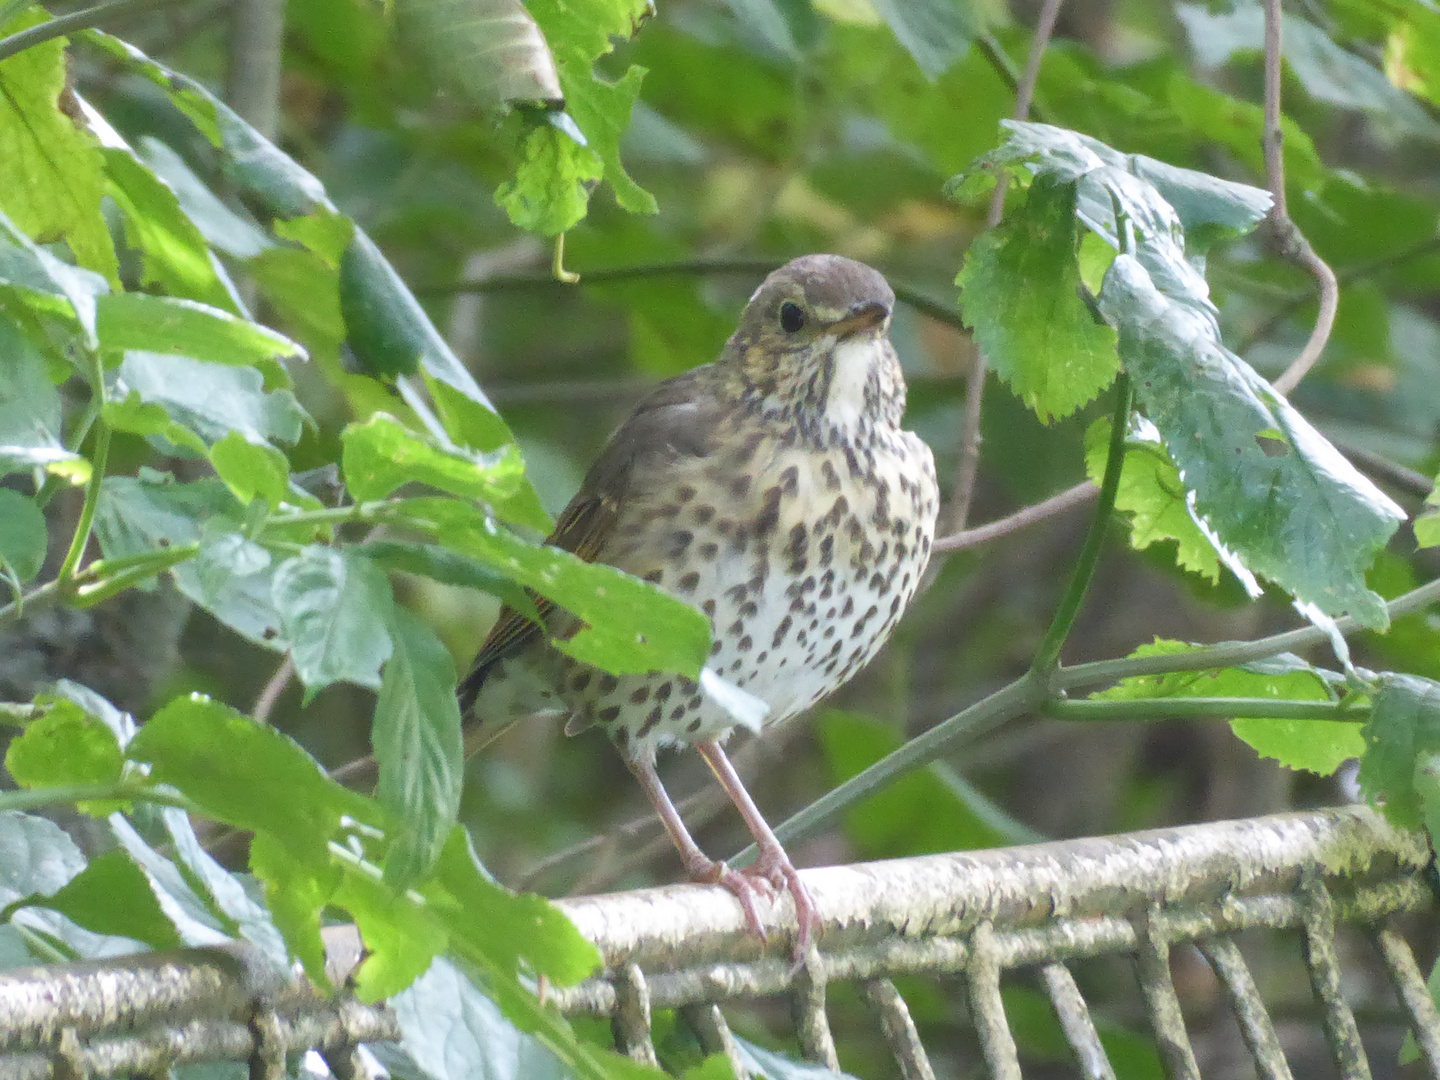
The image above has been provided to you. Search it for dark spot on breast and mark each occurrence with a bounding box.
[738,635,753,651]
[629,686,650,705]
[821,460,842,491]
[638,707,663,737]
[731,474,752,498]
[755,486,783,539]
[702,599,717,617]
[670,705,688,720]
[669,530,694,557]
[772,615,793,647]
[643,569,664,584]
[779,465,800,496]
[598,674,619,695]
[571,671,593,693]
[841,596,855,617]
[687,718,704,733]
[598,705,621,723]
[819,535,834,566]
[656,682,673,702]
[678,570,701,593]
[740,600,759,618]
[727,619,745,638]
[676,484,697,503]
[710,639,723,655]
[694,505,716,525]
[699,542,719,560]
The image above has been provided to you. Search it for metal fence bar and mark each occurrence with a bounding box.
[965,921,1021,1080]
[612,963,658,1066]
[862,978,935,1080]
[1375,927,1440,1080]
[1196,936,1293,1080]
[1132,906,1200,1080]
[1300,874,1372,1080]
[790,948,839,1070]
[1040,962,1115,1080]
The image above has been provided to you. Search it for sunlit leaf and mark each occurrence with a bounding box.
[342,412,525,507]
[494,121,603,236]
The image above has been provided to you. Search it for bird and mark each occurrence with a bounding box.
[460,254,939,952]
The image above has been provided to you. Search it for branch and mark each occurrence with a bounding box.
[1047,697,1368,724]
[225,0,286,140]
[1260,0,1339,395]
[0,0,176,62]
[932,481,1097,554]
[947,0,1066,534]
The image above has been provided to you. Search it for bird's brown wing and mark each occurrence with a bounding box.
[459,369,723,711]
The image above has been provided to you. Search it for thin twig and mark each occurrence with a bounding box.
[948,0,1066,535]
[0,0,175,62]
[931,481,1097,554]
[251,654,293,725]
[1260,0,1339,395]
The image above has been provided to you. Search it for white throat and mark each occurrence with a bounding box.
[825,333,883,430]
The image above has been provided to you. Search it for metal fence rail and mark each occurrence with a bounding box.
[0,807,1434,1078]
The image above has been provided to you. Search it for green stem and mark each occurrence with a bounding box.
[269,500,404,529]
[55,424,110,586]
[0,782,195,814]
[0,0,178,62]
[1047,697,1368,723]
[0,543,199,623]
[1029,372,1131,677]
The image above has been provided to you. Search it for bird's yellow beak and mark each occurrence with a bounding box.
[828,299,891,338]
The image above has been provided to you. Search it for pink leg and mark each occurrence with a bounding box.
[624,753,770,941]
[695,739,822,956]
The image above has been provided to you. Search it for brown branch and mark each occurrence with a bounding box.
[1260,0,1339,396]
[946,0,1067,535]
[932,481,1098,554]
[251,654,292,726]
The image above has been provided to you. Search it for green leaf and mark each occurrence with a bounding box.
[1084,417,1219,582]
[108,815,234,947]
[95,293,306,386]
[404,498,711,677]
[137,137,270,260]
[210,431,291,510]
[869,0,977,79]
[1100,251,1403,628]
[426,374,551,531]
[0,11,118,282]
[248,831,338,981]
[24,849,181,950]
[0,315,86,480]
[424,827,601,984]
[0,811,84,900]
[102,146,237,311]
[554,65,656,216]
[126,693,374,864]
[109,351,308,448]
[1094,641,1361,776]
[272,210,354,268]
[334,861,448,1001]
[957,175,1120,420]
[1357,673,1440,830]
[81,32,221,143]
[94,472,288,647]
[374,607,465,889]
[271,546,395,695]
[341,412,525,507]
[0,488,45,582]
[4,699,124,795]
[817,710,1017,858]
[1415,481,1440,549]
[387,958,567,1080]
[363,539,539,618]
[395,0,563,109]
[494,122,604,236]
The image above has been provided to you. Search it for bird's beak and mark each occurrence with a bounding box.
[829,299,891,338]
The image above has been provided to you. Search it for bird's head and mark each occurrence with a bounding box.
[721,254,906,434]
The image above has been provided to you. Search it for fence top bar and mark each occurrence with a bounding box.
[552,807,1429,971]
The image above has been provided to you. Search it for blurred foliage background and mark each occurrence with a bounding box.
[7,0,1440,1072]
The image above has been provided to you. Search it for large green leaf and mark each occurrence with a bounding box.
[395,0,562,109]
[108,351,307,449]
[0,488,46,582]
[19,849,180,951]
[0,315,86,480]
[1357,673,1440,831]
[494,121,604,236]
[1092,641,1360,776]
[0,11,117,282]
[4,698,124,794]
[1084,417,1220,582]
[956,175,1119,420]
[341,412,525,508]
[95,294,305,386]
[402,498,711,677]
[102,146,237,311]
[272,546,395,695]
[373,608,464,890]
[965,121,1404,628]
[869,0,977,79]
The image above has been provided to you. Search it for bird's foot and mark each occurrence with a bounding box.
[686,855,770,943]
[747,850,822,960]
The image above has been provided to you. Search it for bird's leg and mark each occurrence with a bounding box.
[623,752,770,941]
[695,738,823,955]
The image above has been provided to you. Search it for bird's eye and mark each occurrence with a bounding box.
[779,301,806,333]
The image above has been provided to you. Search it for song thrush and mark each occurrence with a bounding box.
[460,254,939,951]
